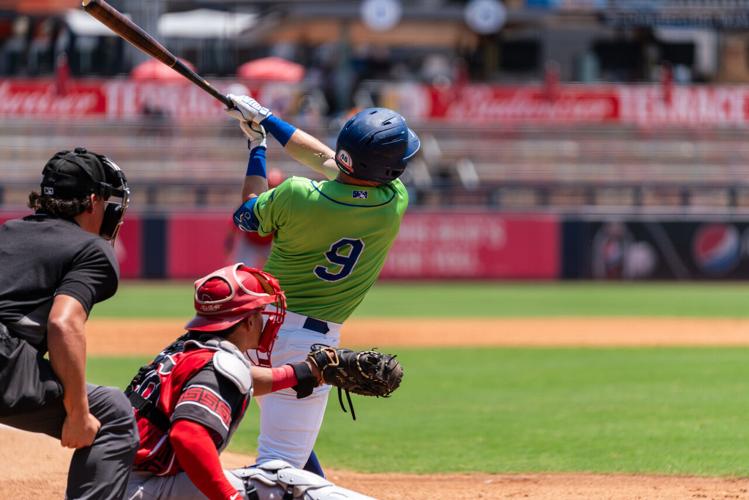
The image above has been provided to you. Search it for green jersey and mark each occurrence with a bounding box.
[252,176,408,323]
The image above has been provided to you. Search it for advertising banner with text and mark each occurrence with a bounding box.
[164,212,560,280]
[563,218,749,280]
[384,83,749,127]
[380,212,559,279]
[5,79,749,128]
[0,79,286,120]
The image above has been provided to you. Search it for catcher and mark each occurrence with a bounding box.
[125,263,401,500]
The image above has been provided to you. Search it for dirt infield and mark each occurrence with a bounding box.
[4,317,749,499]
[84,317,749,355]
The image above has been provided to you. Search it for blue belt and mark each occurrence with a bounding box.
[303,317,330,334]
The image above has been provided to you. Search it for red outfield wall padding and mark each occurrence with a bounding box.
[0,211,29,225]
[167,214,233,279]
[165,212,560,280]
[115,216,142,279]
[380,212,559,279]
[2,211,559,280]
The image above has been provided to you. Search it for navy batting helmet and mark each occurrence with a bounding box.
[335,108,420,184]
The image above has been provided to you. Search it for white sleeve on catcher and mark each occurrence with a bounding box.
[228,460,375,500]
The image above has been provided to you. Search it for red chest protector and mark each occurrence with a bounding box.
[126,333,250,476]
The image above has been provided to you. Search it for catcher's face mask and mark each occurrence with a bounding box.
[185,264,286,367]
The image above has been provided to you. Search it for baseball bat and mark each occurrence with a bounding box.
[81,0,232,108]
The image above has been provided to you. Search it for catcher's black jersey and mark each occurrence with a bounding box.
[0,214,118,349]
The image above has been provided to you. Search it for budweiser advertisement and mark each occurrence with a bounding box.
[380,212,560,279]
[0,80,106,117]
[4,79,749,127]
[383,83,749,127]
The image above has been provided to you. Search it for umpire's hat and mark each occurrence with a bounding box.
[40,147,116,199]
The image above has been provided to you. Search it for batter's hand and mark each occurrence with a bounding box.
[61,411,101,449]
[226,94,272,124]
[240,121,267,151]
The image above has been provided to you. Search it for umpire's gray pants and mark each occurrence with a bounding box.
[0,384,140,500]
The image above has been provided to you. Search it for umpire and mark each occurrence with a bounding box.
[0,148,139,499]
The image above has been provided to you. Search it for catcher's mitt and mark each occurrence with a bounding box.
[307,344,403,420]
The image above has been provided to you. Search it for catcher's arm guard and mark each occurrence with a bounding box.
[304,344,404,420]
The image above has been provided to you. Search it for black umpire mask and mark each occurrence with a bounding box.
[41,147,130,242]
[98,158,130,241]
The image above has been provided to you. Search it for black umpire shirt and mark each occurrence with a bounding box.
[0,214,119,351]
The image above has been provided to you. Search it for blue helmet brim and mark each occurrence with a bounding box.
[403,128,421,162]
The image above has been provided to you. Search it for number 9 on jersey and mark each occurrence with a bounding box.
[313,238,365,282]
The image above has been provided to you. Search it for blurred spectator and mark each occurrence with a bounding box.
[544,60,561,101]
[592,222,630,280]
[139,100,171,137]
[270,42,297,62]
[28,18,54,75]
[421,53,452,85]
[352,85,376,110]
[54,52,70,96]
[455,158,479,191]
[311,42,344,114]
[352,44,392,81]
[0,16,30,75]
[718,35,749,83]
[294,89,328,129]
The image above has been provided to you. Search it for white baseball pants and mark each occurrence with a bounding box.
[254,311,342,468]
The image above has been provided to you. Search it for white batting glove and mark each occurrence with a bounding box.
[225,94,272,124]
[240,121,267,150]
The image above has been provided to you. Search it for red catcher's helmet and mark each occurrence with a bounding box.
[185,263,286,366]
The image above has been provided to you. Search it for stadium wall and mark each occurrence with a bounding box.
[5,211,749,280]
[562,218,749,280]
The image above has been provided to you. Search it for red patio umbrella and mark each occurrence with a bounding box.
[13,0,80,14]
[237,56,305,83]
[130,59,196,82]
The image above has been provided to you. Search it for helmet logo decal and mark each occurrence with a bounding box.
[336,149,353,173]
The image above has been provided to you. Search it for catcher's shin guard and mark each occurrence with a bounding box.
[230,460,374,500]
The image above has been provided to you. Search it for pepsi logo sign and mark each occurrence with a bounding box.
[336,149,353,173]
[692,223,741,275]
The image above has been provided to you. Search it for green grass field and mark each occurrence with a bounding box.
[87,282,749,475]
[94,281,749,318]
